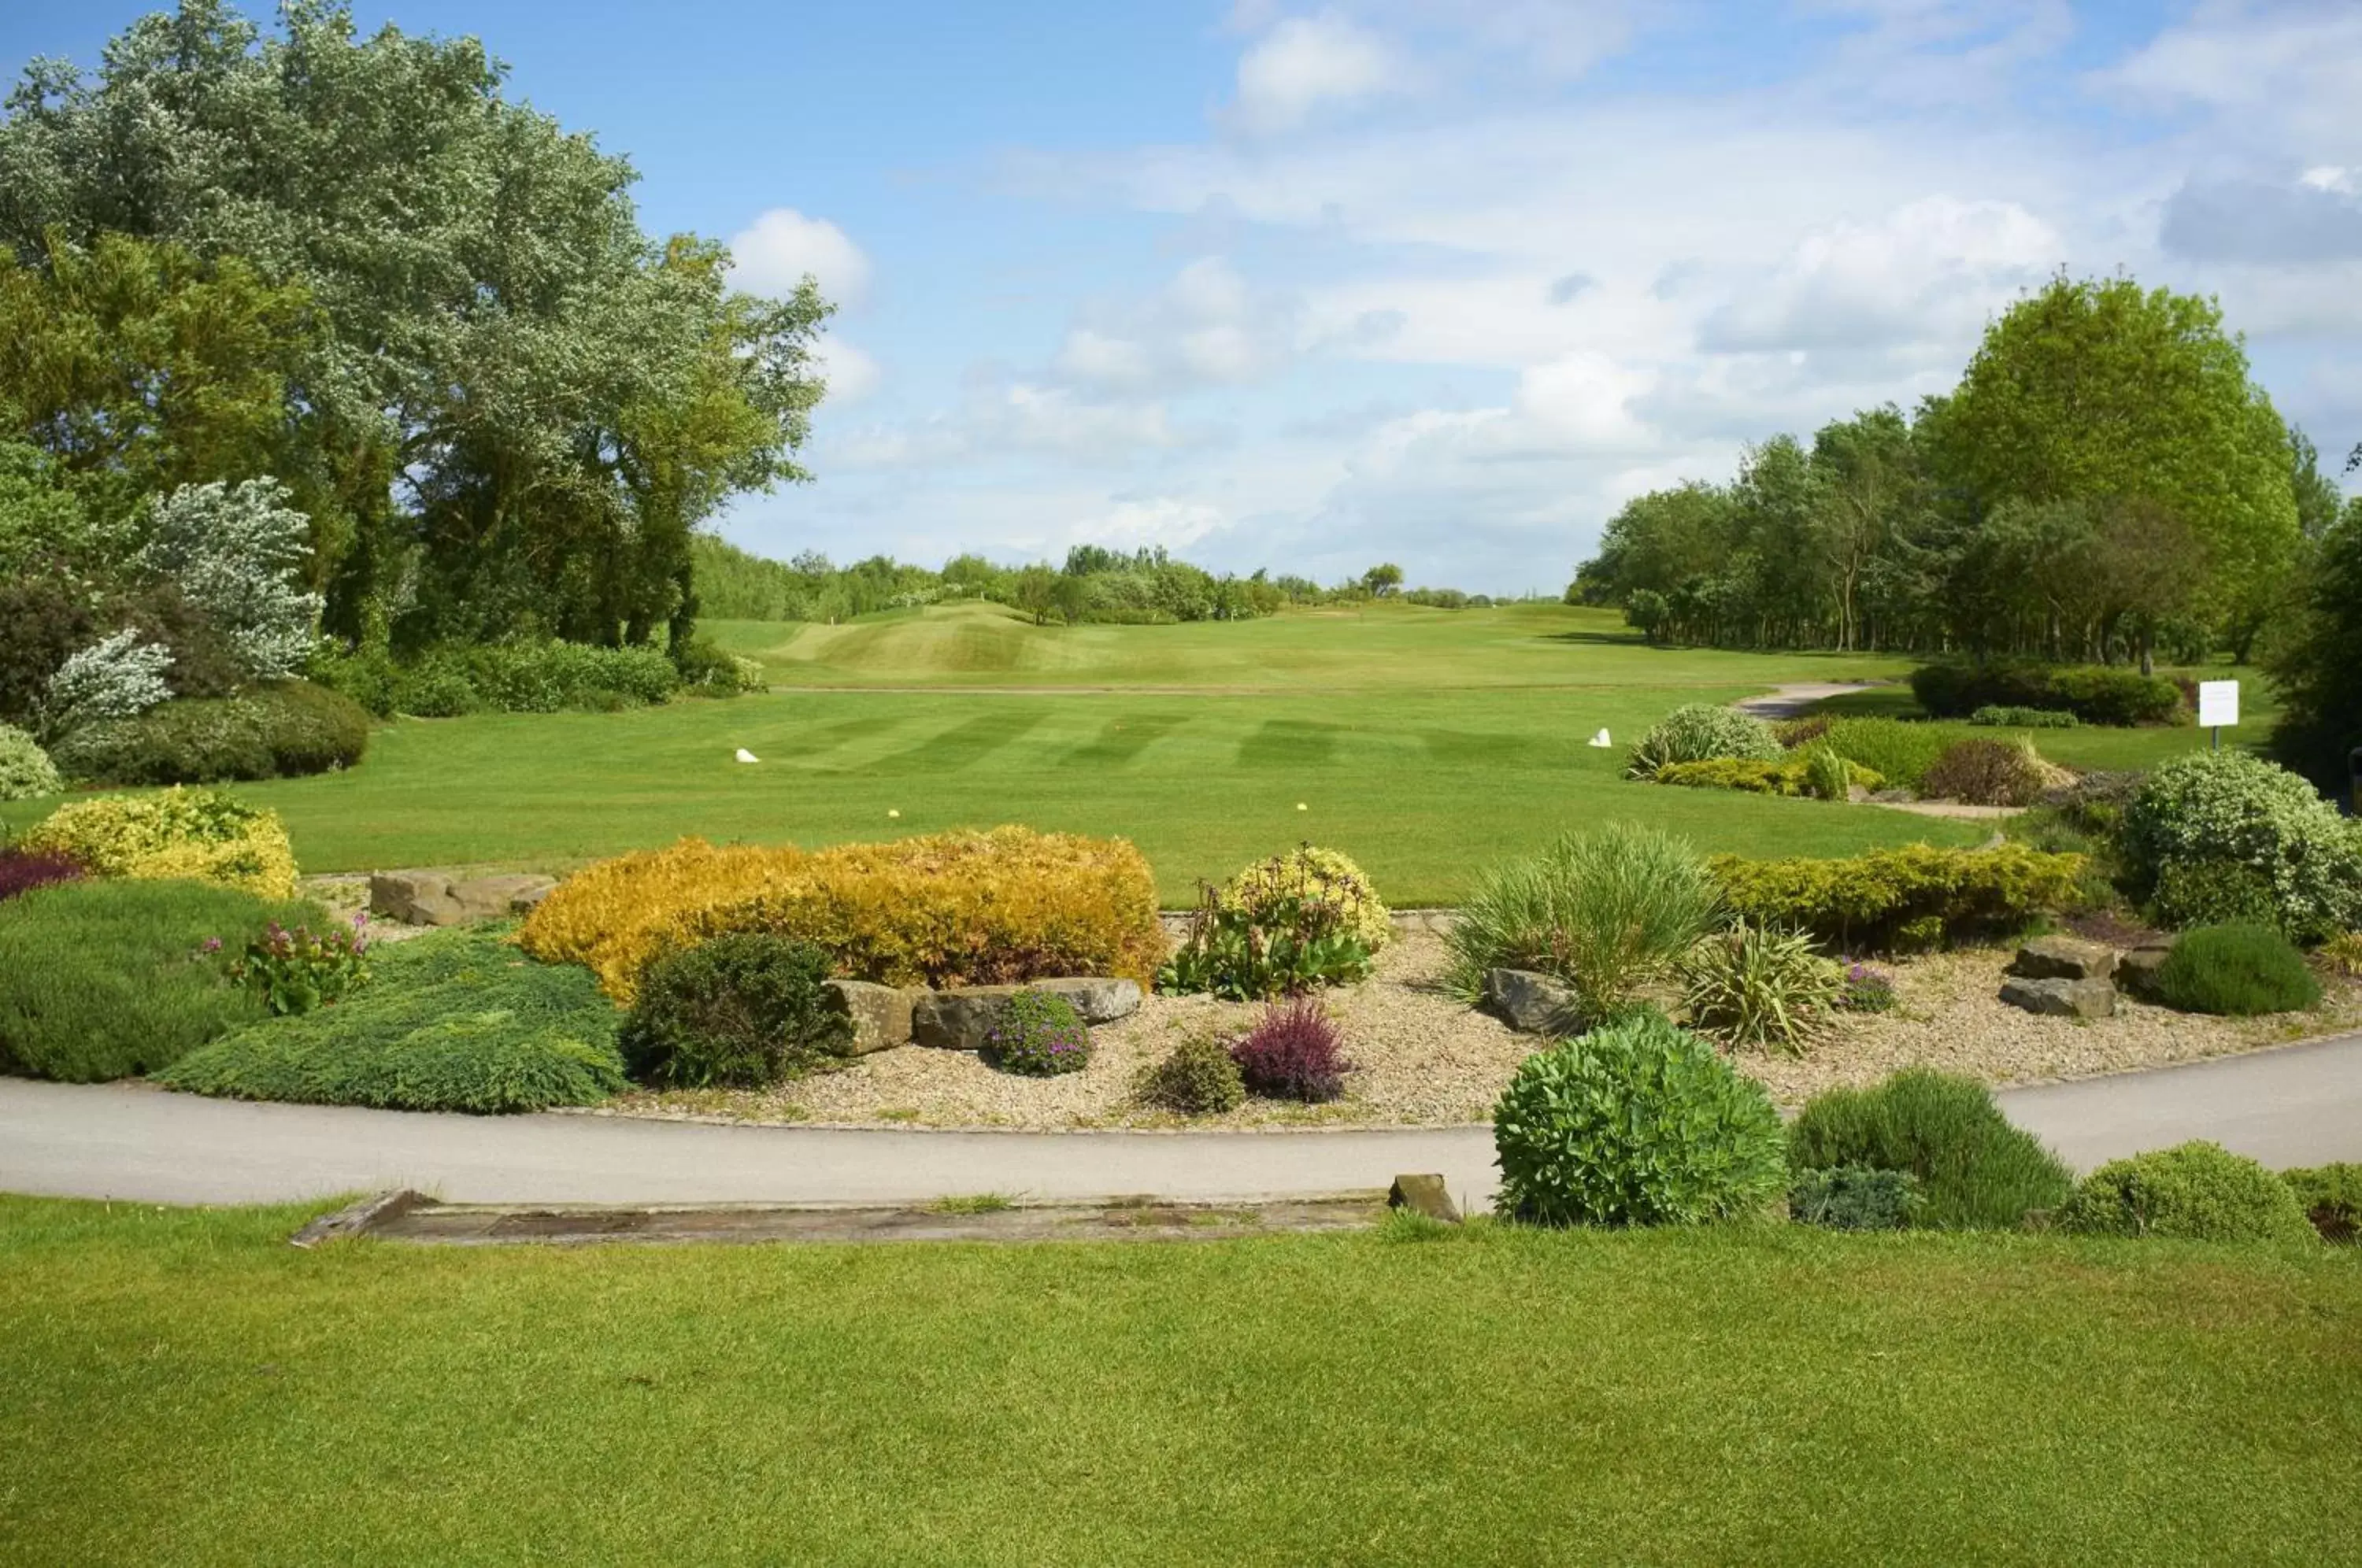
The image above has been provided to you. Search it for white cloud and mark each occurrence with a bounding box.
[813,339,883,405]
[1230,11,1405,134]
[727,208,872,307]
[1052,256,1301,394]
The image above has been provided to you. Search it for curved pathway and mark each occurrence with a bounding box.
[4,1034,2357,1210]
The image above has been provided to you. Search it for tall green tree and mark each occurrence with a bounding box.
[2264,498,2362,795]
[0,0,831,649]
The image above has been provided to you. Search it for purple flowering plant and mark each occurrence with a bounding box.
[210,910,372,1015]
[1836,960,1898,1014]
[985,989,1091,1077]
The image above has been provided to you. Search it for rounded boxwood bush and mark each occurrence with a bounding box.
[1492,1009,1787,1226]
[620,933,850,1088]
[1625,703,1783,779]
[2120,750,2362,942]
[2056,1141,2317,1244]
[0,721,61,800]
[986,989,1090,1076]
[2152,923,2322,1016]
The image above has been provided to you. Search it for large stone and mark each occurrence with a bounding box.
[1999,975,2117,1020]
[368,871,465,926]
[826,980,913,1054]
[2008,935,2117,983]
[450,873,558,919]
[1030,976,1142,1024]
[1479,968,1585,1036]
[910,986,1030,1051]
[2117,942,2176,1002]
[1388,1173,1461,1224]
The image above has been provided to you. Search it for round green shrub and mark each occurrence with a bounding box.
[1624,703,1782,779]
[2151,923,2322,1016]
[2056,1141,2317,1244]
[620,933,850,1088]
[1133,1034,1246,1115]
[1788,1068,2072,1229]
[985,989,1090,1076]
[1491,1010,1787,1227]
[0,721,61,800]
[2120,750,2362,942]
[249,680,370,774]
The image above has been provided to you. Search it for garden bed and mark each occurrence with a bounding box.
[593,930,2362,1130]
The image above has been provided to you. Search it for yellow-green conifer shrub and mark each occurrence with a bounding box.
[20,787,298,900]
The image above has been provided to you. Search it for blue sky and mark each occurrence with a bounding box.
[6,2,2360,593]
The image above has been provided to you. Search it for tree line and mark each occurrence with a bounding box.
[1571,276,2341,675]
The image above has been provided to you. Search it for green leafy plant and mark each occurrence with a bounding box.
[0,721,60,800]
[2148,860,2282,932]
[2281,1163,2360,1243]
[0,878,325,1081]
[1132,1034,1246,1115]
[160,928,625,1115]
[985,989,1091,1076]
[2055,1141,2318,1244]
[1709,844,2086,953]
[1789,1167,1922,1230]
[2120,750,2362,942]
[216,914,371,1016]
[1624,703,1782,780]
[1679,921,1842,1055]
[1491,1009,1787,1227]
[1157,886,1374,1001]
[2151,923,2322,1016]
[619,933,850,1088]
[1788,1069,2073,1230]
[1446,823,1720,1020]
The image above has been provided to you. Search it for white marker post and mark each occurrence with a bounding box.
[2197,679,2238,753]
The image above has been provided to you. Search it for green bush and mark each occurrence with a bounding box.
[394,655,479,717]
[2120,750,2362,942]
[1446,823,1721,1019]
[2151,923,2322,1016]
[619,934,850,1088]
[1679,921,1842,1054]
[2055,1141,2317,1244]
[0,878,324,1081]
[1789,1167,1922,1230]
[1801,745,1854,801]
[1970,704,2079,729]
[2148,860,2282,932]
[461,640,681,712]
[1624,703,1782,779]
[1493,1010,1787,1227]
[1788,1068,2074,1229]
[1920,738,2048,807]
[1912,662,2182,726]
[47,681,368,785]
[1651,756,1886,797]
[157,926,625,1114]
[1709,843,2087,953]
[1820,717,1956,792]
[1133,1034,1246,1115]
[985,989,1091,1076]
[302,642,402,718]
[0,722,60,800]
[2282,1163,2360,1243]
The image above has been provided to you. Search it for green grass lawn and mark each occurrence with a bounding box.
[3,1196,2356,1566]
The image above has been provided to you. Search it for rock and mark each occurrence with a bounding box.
[826,980,913,1054]
[2117,942,2175,1002]
[450,873,557,920]
[1998,975,2117,1020]
[1388,1174,1461,1224]
[368,871,465,926]
[1479,968,1584,1036]
[1030,977,1142,1024]
[911,986,1030,1051]
[2008,935,2117,983]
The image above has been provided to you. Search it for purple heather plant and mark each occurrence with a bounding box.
[986,989,1091,1076]
[1838,961,1899,1014]
[0,847,85,903]
[1231,997,1353,1103]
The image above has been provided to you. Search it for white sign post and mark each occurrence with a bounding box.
[2198,680,2239,751]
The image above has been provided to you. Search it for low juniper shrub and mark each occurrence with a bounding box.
[621,933,851,1088]
[1133,1034,1246,1115]
[1790,1166,1922,1230]
[1231,997,1352,1102]
[986,989,1091,1077]
[0,846,83,903]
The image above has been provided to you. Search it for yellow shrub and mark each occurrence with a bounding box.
[1215,845,1393,952]
[20,787,298,900]
[520,827,1166,1000]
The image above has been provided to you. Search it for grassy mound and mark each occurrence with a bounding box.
[159,927,624,1114]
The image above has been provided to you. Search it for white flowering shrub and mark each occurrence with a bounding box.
[0,722,61,800]
[2121,750,2362,942]
[139,479,324,682]
[40,631,175,737]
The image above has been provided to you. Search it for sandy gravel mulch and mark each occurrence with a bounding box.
[600,932,2362,1132]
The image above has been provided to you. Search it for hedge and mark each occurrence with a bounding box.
[48,680,368,785]
[1910,662,2183,727]
[1709,843,2088,952]
[520,826,1167,1000]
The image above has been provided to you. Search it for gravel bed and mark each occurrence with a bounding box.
[599,932,2362,1131]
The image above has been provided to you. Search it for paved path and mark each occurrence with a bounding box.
[1732,681,1887,719]
[4,1035,2356,1211]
